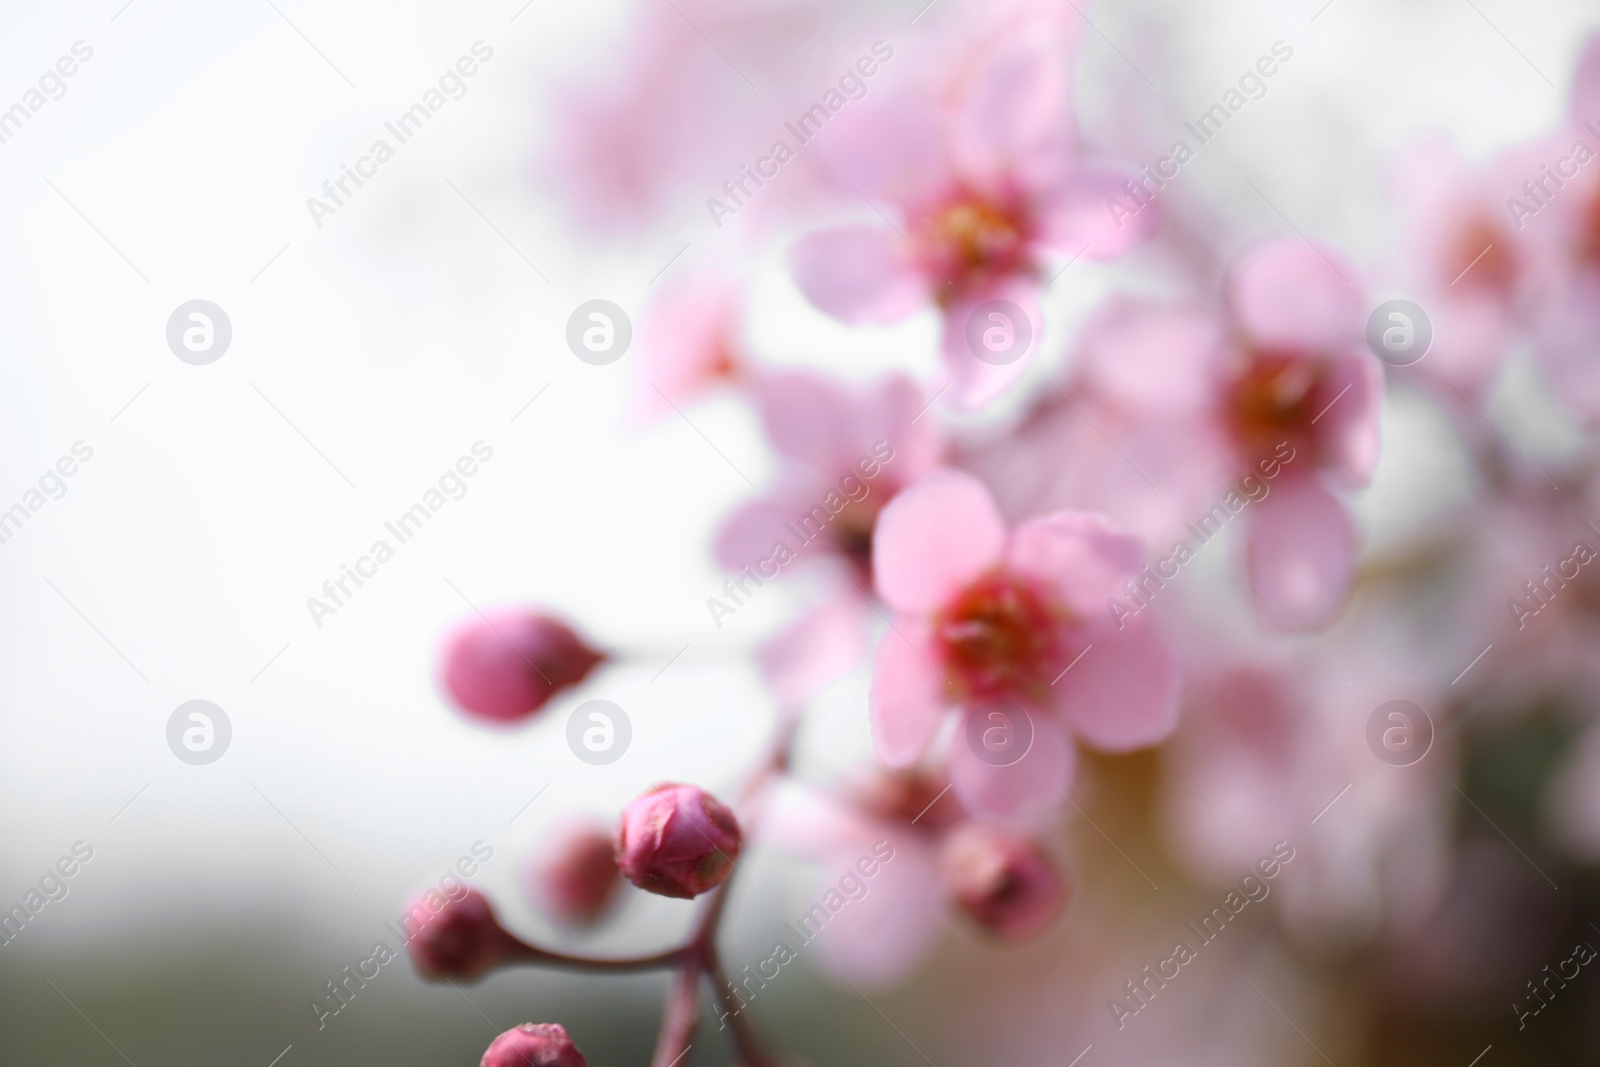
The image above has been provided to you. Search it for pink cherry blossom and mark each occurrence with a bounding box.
[635,269,746,418]
[716,372,942,705]
[1064,238,1383,630]
[761,774,948,990]
[868,468,1178,819]
[716,371,941,588]
[1514,33,1600,421]
[1159,656,1451,946]
[787,15,1156,409]
[1386,136,1545,397]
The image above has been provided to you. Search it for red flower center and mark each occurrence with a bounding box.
[831,497,880,582]
[1225,350,1328,467]
[933,572,1064,704]
[918,191,1031,300]
[1578,190,1600,269]
[1449,217,1519,295]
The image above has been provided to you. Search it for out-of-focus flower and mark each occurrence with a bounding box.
[1159,658,1451,946]
[437,610,605,724]
[869,468,1178,818]
[406,888,516,982]
[635,269,747,418]
[761,772,949,989]
[1517,34,1600,421]
[615,784,743,899]
[717,371,940,587]
[788,15,1155,408]
[717,371,941,707]
[527,821,623,928]
[939,823,1069,943]
[481,1023,587,1067]
[1070,238,1382,629]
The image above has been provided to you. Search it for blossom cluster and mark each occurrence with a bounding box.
[407,3,1600,1064]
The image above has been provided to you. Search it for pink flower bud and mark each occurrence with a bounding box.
[528,822,622,927]
[481,1023,587,1067]
[939,825,1069,944]
[406,888,515,982]
[615,784,743,899]
[439,610,604,723]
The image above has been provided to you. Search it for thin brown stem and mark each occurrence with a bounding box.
[651,953,703,1067]
[709,953,778,1067]
[499,935,685,973]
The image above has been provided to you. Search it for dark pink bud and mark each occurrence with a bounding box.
[439,610,604,723]
[615,784,743,899]
[528,822,622,927]
[406,888,515,982]
[939,825,1069,944]
[481,1023,586,1067]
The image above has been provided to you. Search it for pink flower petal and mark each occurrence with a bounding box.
[1007,510,1143,617]
[819,94,950,203]
[1315,350,1384,489]
[869,620,949,767]
[939,284,1041,409]
[949,27,1074,184]
[1036,166,1161,260]
[1054,616,1179,752]
[790,225,930,325]
[805,834,944,989]
[1571,33,1600,129]
[754,370,857,468]
[714,491,819,574]
[1228,238,1363,353]
[758,591,869,710]
[948,710,1075,819]
[636,271,741,416]
[872,469,1007,613]
[1244,476,1357,630]
[858,374,943,481]
[1075,298,1226,414]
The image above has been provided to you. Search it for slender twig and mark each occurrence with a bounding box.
[710,952,778,1067]
[503,939,686,973]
